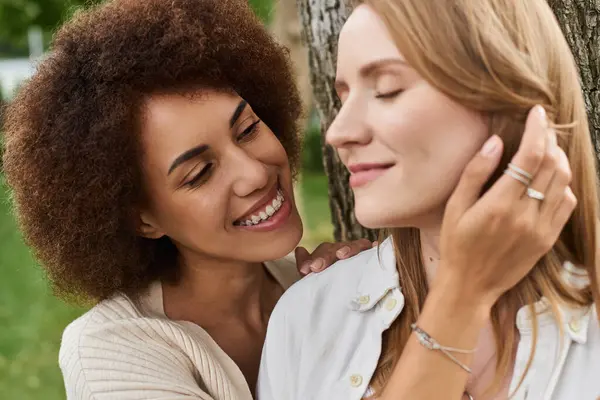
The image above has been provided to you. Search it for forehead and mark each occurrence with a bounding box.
[139,90,243,160]
[337,4,403,74]
[142,90,240,132]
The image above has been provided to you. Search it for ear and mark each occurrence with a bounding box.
[137,211,166,239]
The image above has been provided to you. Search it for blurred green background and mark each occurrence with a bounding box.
[0,0,332,398]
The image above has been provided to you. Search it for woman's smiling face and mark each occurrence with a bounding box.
[327,5,489,230]
[138,89,303,263]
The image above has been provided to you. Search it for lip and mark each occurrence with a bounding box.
[234,188,292,233]
[235,182,279,222]
[348,162,394,188]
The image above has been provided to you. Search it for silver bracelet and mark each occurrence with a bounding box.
[410,323,476,374]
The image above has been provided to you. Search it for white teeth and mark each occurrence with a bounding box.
[238,189,286,226]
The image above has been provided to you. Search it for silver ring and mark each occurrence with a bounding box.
[508,163,533,180]
[503,168,531,186]
[526,187,545,201]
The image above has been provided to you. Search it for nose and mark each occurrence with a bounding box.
[326,96,371,149]
[230,147,269,198]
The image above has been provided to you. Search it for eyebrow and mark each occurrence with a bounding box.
[168,144,209,175]
[167,99,249,175]
[230,99,248,128]
[335,58,407,91]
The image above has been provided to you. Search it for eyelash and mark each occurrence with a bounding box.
[375,89,404,99]
[237,119,261,142]
[185,119,262,188]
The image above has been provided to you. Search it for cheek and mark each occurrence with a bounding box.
[158,189,228,236]
[249,131,291,172]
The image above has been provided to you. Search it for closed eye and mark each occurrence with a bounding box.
[375,89,404,99]
[185,163,213,188]
[237,119,261,142]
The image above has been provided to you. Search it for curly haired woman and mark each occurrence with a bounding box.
[1,0,376,398]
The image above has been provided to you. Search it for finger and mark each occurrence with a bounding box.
[306,243,335,273]
[337,238,372,259]
[445,134,503,219]
[295,246,312,275]
[486,106,548,203]
[540,148,572,219]
[524,128,559,213]
[550,186,577,235]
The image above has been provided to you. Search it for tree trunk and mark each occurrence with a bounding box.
[297,0,377,241]
[298,0,599,242]
[548,0,600,159]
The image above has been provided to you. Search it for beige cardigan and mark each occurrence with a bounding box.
[59,257,300,400]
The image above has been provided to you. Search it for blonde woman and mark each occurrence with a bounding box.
[258,0,599,399]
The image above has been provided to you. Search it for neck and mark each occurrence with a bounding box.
[163,248,280,327]
[418,224,442,285]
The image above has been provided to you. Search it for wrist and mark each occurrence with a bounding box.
[426,273,493,327]
[431,265,499,311]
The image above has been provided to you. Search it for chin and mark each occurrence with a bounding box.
[354,203,395,229]
[259,211,304,261]
[354,198,424,230]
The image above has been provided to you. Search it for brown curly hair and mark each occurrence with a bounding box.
[2,0,303,302]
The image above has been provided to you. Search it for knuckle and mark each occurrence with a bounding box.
[558,165,573,184]
[356,238,371,246]
[514,218,533,235]
[488,203,511,221]
[565,188,577,207]
[522,147,545,167]
[542,150,559,170]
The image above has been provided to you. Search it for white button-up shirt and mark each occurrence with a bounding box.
[258,238,600,400]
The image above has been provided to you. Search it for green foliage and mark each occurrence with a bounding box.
[0,1,104,56]
[247,0,273,24]
[0,1,272,56]
[302,119,325,174]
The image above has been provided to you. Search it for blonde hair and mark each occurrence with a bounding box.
[357,0,600,395]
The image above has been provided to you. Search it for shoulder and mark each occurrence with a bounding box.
[259,238,399,398]
[269,237,397,334]
[59,294,215,399]
[59,294,169,376]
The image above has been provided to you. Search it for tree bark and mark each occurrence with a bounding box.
[548,0,600,160]
[297,0,377,241]
[298,0,599,242]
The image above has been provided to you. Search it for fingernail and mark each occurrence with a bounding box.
[481,135,500,157]
[299,262,311,275]
[311,258,325,272]
[336,246,351,258]
[535,105,548,128]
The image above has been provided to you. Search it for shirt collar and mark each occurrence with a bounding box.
[347,237,596,344]
[348,237,400,312]
[515,297,594,344]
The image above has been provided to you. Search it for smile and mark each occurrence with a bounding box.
[348,163,395,188]
[235,189,285,226]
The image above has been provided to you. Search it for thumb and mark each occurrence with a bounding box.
[446,134,503,219]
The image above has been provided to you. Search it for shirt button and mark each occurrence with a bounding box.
[349,374,363,387]
[384,298,397,311]
[357,295,370,305]
[568,318,581,333]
